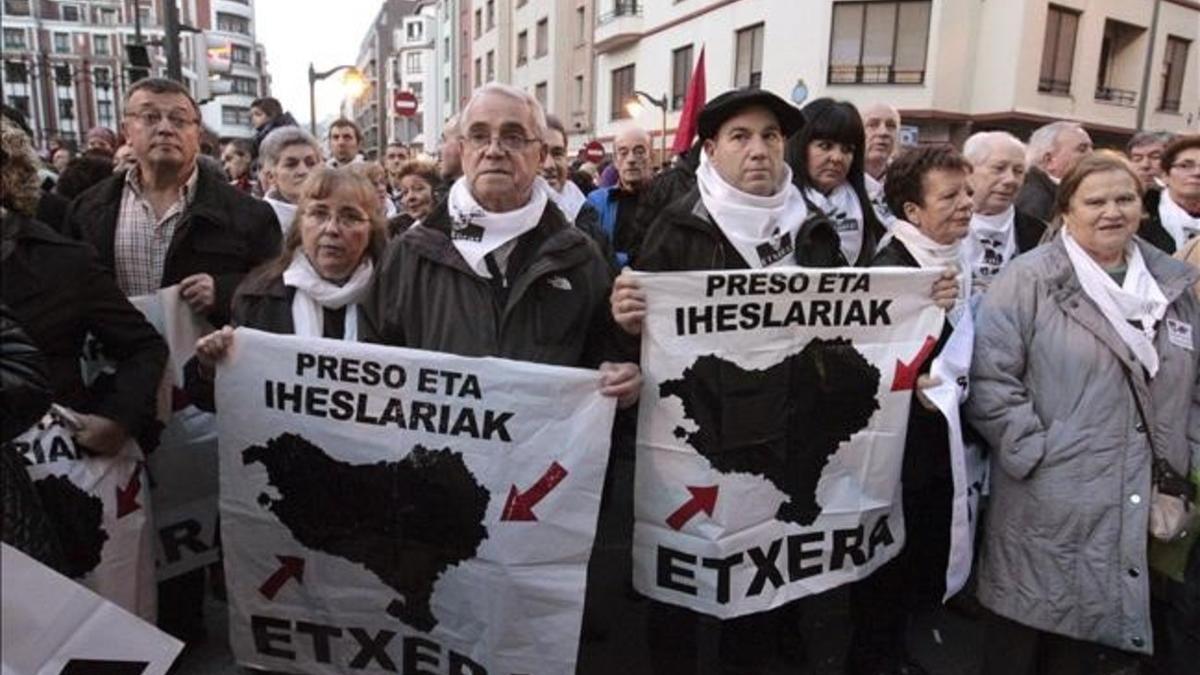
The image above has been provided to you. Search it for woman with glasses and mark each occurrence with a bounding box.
[194,167,386,370]
[1142,135,1200,254]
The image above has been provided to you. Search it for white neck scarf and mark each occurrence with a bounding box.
[446,176,549,278]
[890,219,969,323]
[265,192,298,237]
[1060,228,1168,376]
[282,253,374,341]
[695,152,810,268]
[963,206,1018,296]
[864,172,896,230]
[549,180,588,222]
[1158,190,1200,250]
[804,182,865,264]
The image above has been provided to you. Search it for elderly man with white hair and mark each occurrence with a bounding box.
[258,126,322,234]
[963,131,1048,295]
[861,102,901,227]
[586,124,655,267]
[363,82,639,398]
[1014,120,1093,223]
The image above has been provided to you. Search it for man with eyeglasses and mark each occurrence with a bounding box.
[62,78,281,643]
[586,124,655,268]
[1142,134,1200,254]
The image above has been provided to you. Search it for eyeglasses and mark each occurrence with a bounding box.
[463,129,541,153]
[303,206,370,228]
[125,110,198,129]
[1170,160,1200,173]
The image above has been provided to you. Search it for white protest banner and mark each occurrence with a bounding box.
[631,267,944,617]
[83,285,220,580]
[5,406,156,621]
[1,543,182,675]
[217,328,616,674]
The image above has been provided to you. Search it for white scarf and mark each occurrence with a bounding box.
[890,219,970,323]
[1158,190,1200,251]
[1061,228,1168,376]
[804,182,865,264]
[281,253,374,341]
[963,206,1018,296]
[446,176,549,278]
[265,191,298,237]
[695,152,810,268]
[549,180,588,222]
[864,172,896,229]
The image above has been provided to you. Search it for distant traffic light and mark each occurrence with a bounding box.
[193,33,234,102]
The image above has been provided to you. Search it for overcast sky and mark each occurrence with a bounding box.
[255,0,382,128]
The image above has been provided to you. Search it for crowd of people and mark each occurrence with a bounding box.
[1,74,1198,675]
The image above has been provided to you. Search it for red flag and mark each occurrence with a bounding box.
[671,46,706,156]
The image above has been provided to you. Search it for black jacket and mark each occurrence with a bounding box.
[63,164,282,326]
[1140,188,1180,254]
[1014,166,1057,225]
[251,111,299,158]
[632,144,701,261]
[361,199,617,369]
[1,212,167,440]
[0,301,51,443]
[1013,208,1048,253]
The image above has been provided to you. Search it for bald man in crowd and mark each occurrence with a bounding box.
[586,125,655,267]
[861,102,901,227]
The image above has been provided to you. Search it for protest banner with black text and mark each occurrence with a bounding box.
[631,268,945,617]
[217,328,616,674]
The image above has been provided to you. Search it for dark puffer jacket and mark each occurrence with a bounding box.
[361,199,617,368]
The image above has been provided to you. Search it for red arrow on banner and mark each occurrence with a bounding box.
[116,470,142,518]
[258,555,305,600]
[666,485,718,530]
[891,335,938,392]
[501,462,568,521]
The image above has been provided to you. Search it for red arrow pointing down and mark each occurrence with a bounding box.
[501,462,568,521]
[116,469,142,518]
[891,335,938,392]
[259,555,305,600]
[666,485,718,530]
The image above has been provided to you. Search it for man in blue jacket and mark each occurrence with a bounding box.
[587,125,653,267]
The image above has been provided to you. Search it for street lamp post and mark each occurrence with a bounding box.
[308,63,363,136]
[628,90,669,168]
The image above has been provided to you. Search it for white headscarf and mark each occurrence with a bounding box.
[1158,189,1200,250]
[804,182,865,263]
[549,180,588,222]
[1060,227,1168,376]
[864,172,896,229]
[889,219,969,323]
[963,206,1018,296]
[446,175,551,278]
[695,151,810,268]
[264,190,298,237]
[282,253,374,341]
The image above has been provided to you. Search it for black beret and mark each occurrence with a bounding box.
[697,89,805,141]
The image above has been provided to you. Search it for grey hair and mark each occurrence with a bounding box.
[963,131,1026,166]
[259,126,321,168]
[1026,121,1083,168]
[1126,130,1174,154]
[459,83,548,143]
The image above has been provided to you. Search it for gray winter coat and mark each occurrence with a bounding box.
[966,235,1200,654]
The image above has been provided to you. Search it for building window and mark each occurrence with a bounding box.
[54,65,72,86]
[54,32,71,54]
[231,76,257,95]
[474,57,482,87]
[474,9,482,38]
[671,45,693,110]
[734,24,764,89]
[535,18,549,57]
[221,106,252,126]
[93,67,111,87]
[535,81,547,107]
[93,34,110,56]
[610,64,635,120]
[575,74,584,110]
[231,44,252,64]
[3,0,30,15]
[517,31,529,65]
[217,12,251,35]
[486,50,495,82]
[58,98,75,120]
[1038,5,1079,95]
[406,21,423,42]
[3,28,24,49]
[444,76,450,103]
[1160,36,1190,112]
[97,100,114,127]
[486,0,495,30]
[137,5,150,25]
[410,82,423,99]
[4,61,28,84]
[60,4,80,21]
[9,95,29,118]
[405,51,422,74]
[576,7,586,43]
[828,1,930,85]
[97,7,117,24]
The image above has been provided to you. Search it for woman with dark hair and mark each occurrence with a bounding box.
[786,98,888,266]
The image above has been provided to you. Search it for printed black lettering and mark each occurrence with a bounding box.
[159,519,209,564]
[688,305,713,334]
[481,410,513,442]
[410,402,437,432]
[295,621,342,664]
[275,382,303,413]
[850,273,870,292]
[716,303,738,331]
[706,275,726,297]
[818,273,836,293]
[726,274,747,296]
[460,375,481,399]
[830,524,867,570]
[450,408,480,438]
[347,628,397,671]
[316,355,337,381]
[378,397,407,427]
[701,552,743,604]
[448,651,488,675]
[296,352,315,377]
[418,368,438,394]
[47,436,75,462]
[402,635,439,674]
[868,515,895,558]
[251,615,295,659]
[382,365,406,389]
[360,359,381,386]
[869,299,892,325]
[657,546,698,595]
[808,300,832,326]
[844,300,867,325]
[746,540,785,596]
[330,390,356,421]
[787,532,825,580]
[355,392,380,425]
[304,386,329,418]
[265,379,274,408]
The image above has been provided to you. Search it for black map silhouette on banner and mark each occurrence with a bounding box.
[243,433,490,632]
[32,474,108,578]
[660,337,881,526]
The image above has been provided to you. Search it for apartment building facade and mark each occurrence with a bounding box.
[508,0,596,145]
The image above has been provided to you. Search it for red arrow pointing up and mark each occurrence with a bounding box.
[501,462,568,521]
[258,555,305,600]
[116,470,142,518]
[666,485,718,530]
[891,335,938,392]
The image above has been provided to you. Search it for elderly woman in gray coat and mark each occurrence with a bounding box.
[967,152,1200,675]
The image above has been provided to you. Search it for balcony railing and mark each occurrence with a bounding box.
[1094,86,1136,106]
[597,1,640,26]
[1038,78,1071,95]
[827,64,925,85]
